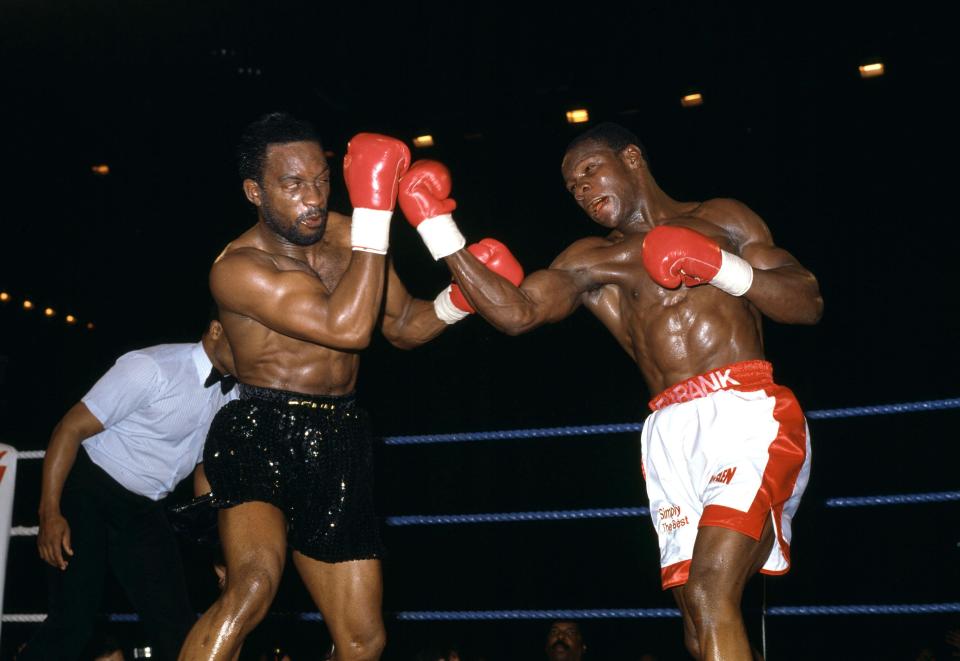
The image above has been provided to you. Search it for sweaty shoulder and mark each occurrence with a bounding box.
[550,236,613,271]
[209,247,287,307]
[213,245,277,274]
[696,197,773,249]
[326,211,352,249]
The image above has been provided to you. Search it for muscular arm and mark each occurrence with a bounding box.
[211,248,388,351]
[742,245,823,324]
[712,200,823,324]
[37,402,104,569]
[380,258,447,350]
[443,236,628,335]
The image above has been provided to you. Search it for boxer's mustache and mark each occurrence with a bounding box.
[297,207,326,223]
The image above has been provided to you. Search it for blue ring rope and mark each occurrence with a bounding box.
[766,603,960,616]
[12,490,954,538]
[388,490,959,527]
[10,397,959,456]
[384,422,644,445]
[825,490,960,507]
[387,507,650,526]
[383,398,960,445]
[98,602,960,624]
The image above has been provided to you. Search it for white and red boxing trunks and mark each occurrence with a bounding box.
[641,360,811,590]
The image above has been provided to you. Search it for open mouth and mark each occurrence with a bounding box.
[589,196,607,216]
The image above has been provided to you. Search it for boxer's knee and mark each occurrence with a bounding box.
[683,573,743,632]
[218,562,281,630]
[337,624,386,661]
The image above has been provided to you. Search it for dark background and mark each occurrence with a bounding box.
[1,1,957,659]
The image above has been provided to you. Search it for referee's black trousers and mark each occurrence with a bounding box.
[20,448,195,661]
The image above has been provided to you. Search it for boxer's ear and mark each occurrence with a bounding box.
[621,144,645,169]
[243,178,262,206]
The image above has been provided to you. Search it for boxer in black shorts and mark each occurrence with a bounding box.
[179,114,459,660]
[203,386,381,562]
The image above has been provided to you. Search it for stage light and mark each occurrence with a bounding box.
[86,322,95,330]
[22,300,34,310]
[66,314,77,324]
[681,93,704,108]
[0,292,9,302]
[859,62,884,78]
[413,135,434,148]
[566,109,589,124]
[44,307,55,317]
[91,164,110,176]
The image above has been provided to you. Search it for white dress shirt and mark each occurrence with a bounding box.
[81,342,238,500]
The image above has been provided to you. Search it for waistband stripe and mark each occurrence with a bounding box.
[649,360,773,412]
[238,383,356,407]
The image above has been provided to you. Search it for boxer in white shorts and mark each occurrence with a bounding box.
[408,122,823,660]
[642,359,811,590]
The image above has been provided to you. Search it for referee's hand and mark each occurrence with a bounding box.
[38,510,73,570]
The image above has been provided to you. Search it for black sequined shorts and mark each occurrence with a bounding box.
[203,384,384,563]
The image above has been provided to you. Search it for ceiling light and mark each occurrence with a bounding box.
[859,62,884,79]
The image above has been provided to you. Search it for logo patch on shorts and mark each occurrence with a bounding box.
[709,466,737,485]
[658,504,690,534]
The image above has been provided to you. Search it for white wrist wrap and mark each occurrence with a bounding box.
[416,214,466,260]
[712,250,754,297]
[433,285,470,324]
[351,208,393,254]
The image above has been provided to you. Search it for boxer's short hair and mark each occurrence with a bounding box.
[566,121,648,164]
[237,112,322,183]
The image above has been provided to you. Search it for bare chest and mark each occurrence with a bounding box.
[586,241,745,353]
[275,245,352,292]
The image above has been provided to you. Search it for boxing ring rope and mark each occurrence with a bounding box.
[11,397,960,458]
[6,484,957,537]
[4,396,958,626]
[6,602,960,625]
[381,397,960,445]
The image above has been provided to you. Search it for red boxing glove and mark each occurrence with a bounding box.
[399,160,466,260]
[641,225,754,296]
[398,159,457,224]
[344,133,411,253]
[434,239,525,324]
